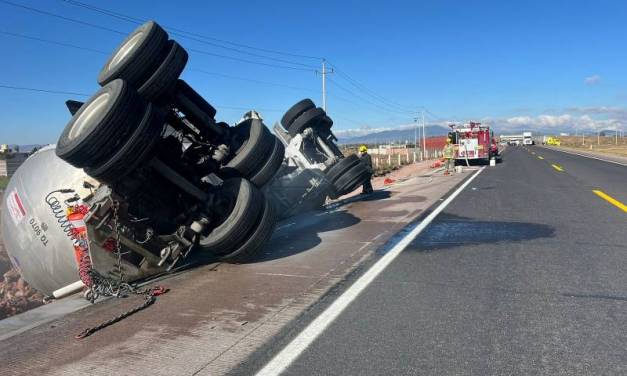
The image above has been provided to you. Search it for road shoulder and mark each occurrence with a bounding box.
[0,168,471,376]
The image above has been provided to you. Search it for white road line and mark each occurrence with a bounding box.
[256,167,486,376]
[540,147,627,167]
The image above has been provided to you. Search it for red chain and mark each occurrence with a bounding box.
[78,251,93,287]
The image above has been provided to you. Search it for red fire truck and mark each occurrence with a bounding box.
[448,122,499,164]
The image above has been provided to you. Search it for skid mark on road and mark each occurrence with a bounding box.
[551,164,564,172]
[593,190,627,213]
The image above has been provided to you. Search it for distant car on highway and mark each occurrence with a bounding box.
[523,131,534,145]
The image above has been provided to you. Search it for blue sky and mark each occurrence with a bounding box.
[1,0,626,144]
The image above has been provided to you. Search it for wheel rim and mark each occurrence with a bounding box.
[108,31,143,70]
[68,92,110,141]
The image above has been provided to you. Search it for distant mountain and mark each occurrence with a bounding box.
[337,125,450,145]
[492,127,619,137]
[19,144,45,153]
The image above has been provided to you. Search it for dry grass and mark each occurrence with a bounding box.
[556,136,627,157]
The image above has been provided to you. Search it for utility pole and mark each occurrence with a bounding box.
[318,59,334,112]
[421,110,426,159]
[413,117,418,162]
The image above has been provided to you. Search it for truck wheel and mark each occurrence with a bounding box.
[325,154,361,183]
[281,98,315,129]
[84,103,165,185]
[249,137,285,187]
[173,80,221,139]
[288,107,326,136]
[56,79,145,168]
[197,178,263,253]
[98,21,169,87]
[318,115,333,131]
[220,196,276,263]
[138,41,188,102]
[332,162,371,197]
[221,119,274,178]
[174,79,217,119]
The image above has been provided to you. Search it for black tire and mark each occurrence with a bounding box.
[98,21,169,87]
[173,79,222,139]
[288,107,326,136]
[138,40,188,102]
[175,79,217,119]
[84,103,165,185]
[281,98,315,129]
[249,137,285,187]
[333,162,371,197]
[325,154,361,183]
[220,196,276,263]
[56,79,145,168]
[197,178,263,253]
[221,119,274,178]
[318,115,333,131]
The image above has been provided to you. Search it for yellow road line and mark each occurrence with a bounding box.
[593,190,627,213]
[551,164,564,172]
[537,156,544,160]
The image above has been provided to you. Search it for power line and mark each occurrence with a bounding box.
[176,33,318,69]
[0,0,126,35]
[334,66,418,113]
[62,0,318,69]
[0,31,318,93]
[189,69,316,92]
[61,0,322,63]
[422,108,453,123]
[327,77,416,116]
[327,92,365,108]
[186,47,315,72]
[326,61,419,113]
[0,84,284,115]
[1,0,316,72]
[0,30,108,54]
[2,0,445,125]
[331,114,369,126]
[0,84,90,97]
[215,105,283,113]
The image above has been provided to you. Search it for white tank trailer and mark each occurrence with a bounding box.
[0,21,370,299]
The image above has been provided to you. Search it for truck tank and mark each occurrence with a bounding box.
[1,146,93,296]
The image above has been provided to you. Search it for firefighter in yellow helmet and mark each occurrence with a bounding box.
[358,145,374,194]
[442,138,456,175]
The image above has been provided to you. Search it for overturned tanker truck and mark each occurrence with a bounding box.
[0,21,370,300]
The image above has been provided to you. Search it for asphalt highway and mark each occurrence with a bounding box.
[245,146,627,375]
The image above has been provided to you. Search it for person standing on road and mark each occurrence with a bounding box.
[442,139,456,175]
[359,145,374,194]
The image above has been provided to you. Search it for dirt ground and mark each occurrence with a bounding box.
[557,135,627,157]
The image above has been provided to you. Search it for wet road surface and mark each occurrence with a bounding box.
[244,146,627,375]
[0,162,470,376]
